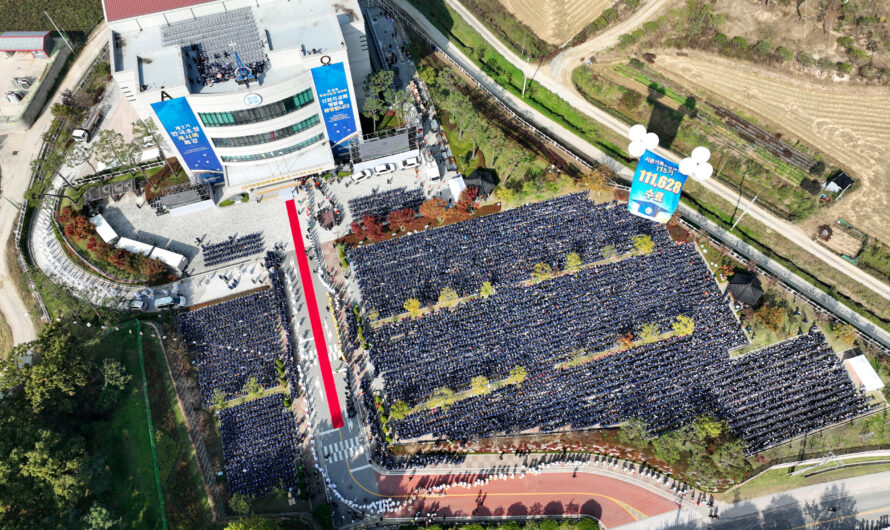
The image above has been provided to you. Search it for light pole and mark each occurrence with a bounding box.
[44,11,75,53]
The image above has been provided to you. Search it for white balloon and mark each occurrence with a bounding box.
[691,146,711,163]
[678,157,697,176]
[694,162,714,181]
[628,124,647,142]
[643,132,660,150]
[628,141,646,158]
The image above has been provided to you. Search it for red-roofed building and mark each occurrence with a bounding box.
[102,0,215,22]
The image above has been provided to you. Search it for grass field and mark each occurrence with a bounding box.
[0,317,11,360]
[720,456,890,502]
[142,324,214,529]
[88,325,165,529]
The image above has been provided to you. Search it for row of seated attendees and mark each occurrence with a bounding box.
[347,187,424,221]
[178,289,288,406]
[351,195,870,454]
[202,232,264,267]
[219,394,300,496]
[348,194,661,318]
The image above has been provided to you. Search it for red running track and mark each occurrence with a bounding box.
[285,199,343,429]
[377,471,679,527]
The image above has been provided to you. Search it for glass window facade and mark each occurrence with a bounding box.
[198,89,314,127]
[220,133,325,163]
[211,115,321,148]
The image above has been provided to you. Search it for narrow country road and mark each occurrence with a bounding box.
[0,22,108,346]
[410,0,890,303]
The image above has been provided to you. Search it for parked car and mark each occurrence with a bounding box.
[401,156,420,169]
[373,163,398,175]
[352,168,374,182]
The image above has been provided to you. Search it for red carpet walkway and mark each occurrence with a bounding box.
[285,199,343,429]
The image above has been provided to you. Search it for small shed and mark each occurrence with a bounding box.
[116,237,154,257]
[0,31,53,58]
[149,247,187,274]
[824,172,855,194]
[726,272,764,306]
[843,355,885,392]
[464,168,498,198]
[447,176,467,203]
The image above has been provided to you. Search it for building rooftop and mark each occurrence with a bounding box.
[113,0,347,95]
[0,31,50,52]
[103,0,215,22]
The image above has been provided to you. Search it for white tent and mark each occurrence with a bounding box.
[149,247,187,274]
[89,214,119,244]
[844,355,885,392]
[116,237,154,257]
[448,176,467,203]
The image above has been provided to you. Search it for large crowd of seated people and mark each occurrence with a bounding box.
[179,289,287,406]
[347,187,424,221]
[349,194,660,318]
[201,232,264,267]
[354,195,870,454]
[219,394,300,496]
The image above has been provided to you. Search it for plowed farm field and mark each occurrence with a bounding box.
[499,0,613,44]
[651,53,890,243]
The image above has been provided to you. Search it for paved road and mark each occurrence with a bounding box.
[409,0,890,304]
[0,22,108,344]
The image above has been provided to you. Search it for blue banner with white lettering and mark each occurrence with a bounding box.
[150,97,224,185]
[310,62,358,156]
[628,149,686,223]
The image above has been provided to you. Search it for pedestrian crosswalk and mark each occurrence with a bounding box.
[323,437,364,463]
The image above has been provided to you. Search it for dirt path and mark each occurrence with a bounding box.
[650,53,890,244]
[0,22,108,345]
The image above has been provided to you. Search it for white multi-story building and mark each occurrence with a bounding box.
[103,0,371,197]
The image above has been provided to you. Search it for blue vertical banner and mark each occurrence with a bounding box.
[310,62,358,156]
[628,150,686,223]
[150,97,224,185]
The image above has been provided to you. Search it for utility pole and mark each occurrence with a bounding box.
[45,11,74,53]
[521,56,531,98]
[730,194,758,231]
[524,58,542,98]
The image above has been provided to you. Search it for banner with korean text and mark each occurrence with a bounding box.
[627,149,686,223]
[150,97,224,185]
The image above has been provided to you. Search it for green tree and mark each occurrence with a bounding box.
[30,150,77,188]
[67,142,99,175]
[384,83,411,125]
[672,315,695,336]
[471,376,490,395]
[480,281,495,298]
[404,298,422,317]
[775,46,794,62]
[82,503,120,529]
[601,244,616,259]
[431,387,455,411]
[243,376,263,398]
[639,322,660,342]
[229,493,252,515]
[465,113,487,159]
[363,70,394,132]
[101,359,131,390]
[565,252,582,272]
[833,323,858,346]
[19,429,88,505]
[618,417,648,445]
[754,303,786,333]
[389,400,412,421]
[632,234,655,255]
[438,286,459,308]
[531,262,553,282]
[444,91,474,138]
[225,515,281,530]
[94,130,143,176]
[510,365,527,387]
[2,325,91,412]
[486,127,507,165]
[213,389,227,408]
[692,415,726,441]
[132,118,175,174]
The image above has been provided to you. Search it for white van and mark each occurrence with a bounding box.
[373,163,398,175]
[401,156,420,169]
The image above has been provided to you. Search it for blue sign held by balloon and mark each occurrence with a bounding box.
[627,149,685,224]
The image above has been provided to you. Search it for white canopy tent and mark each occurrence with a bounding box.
[89,214,119,244]
[844,355,885,392]
[448,176,467,203]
